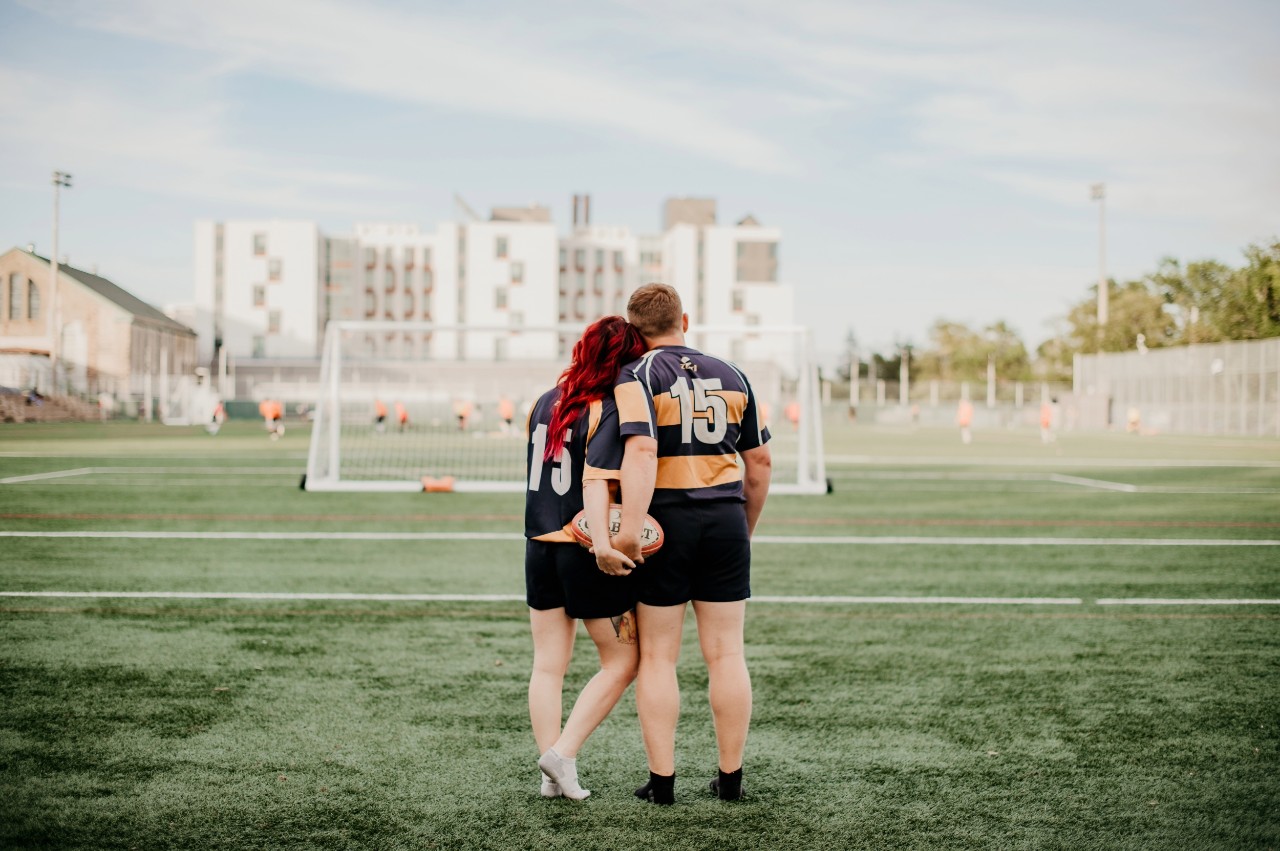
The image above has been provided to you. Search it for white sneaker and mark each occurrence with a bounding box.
[538,749,590,801]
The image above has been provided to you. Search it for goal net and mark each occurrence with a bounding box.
[304,321,826,494]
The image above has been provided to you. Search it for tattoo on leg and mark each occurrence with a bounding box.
[611,609,638,644]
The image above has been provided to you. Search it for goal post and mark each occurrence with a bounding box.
[304,321,826,494]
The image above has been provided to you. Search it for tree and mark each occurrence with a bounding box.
[1060,278,1175,354]
[914,319,1029,382]
[1218,241,1280,340]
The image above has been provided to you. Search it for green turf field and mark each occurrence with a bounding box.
[2,419,1278,849]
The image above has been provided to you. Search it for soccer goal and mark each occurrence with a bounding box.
[303,321,826,494]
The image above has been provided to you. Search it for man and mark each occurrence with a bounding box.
[609,283,772,805]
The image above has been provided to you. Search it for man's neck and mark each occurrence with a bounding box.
[644,332,685,349]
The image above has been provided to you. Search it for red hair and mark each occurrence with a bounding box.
[544,316,645,461]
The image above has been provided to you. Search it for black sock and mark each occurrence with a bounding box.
[713,767,744,800]
[635,771,675,805]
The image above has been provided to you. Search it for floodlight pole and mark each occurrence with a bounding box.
[50,170,72,392]
[1091,182,1107,330]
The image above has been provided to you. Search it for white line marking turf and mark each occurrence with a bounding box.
[1048,474,1139,492]
[2,530,1278,546]
[1096,598,1280,606]
[0,467,95,484]
[1,591,1276,606]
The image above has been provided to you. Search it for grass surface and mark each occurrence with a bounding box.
[2,420,1279,849]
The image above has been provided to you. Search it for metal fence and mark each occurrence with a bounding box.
[1074,338,1280,436]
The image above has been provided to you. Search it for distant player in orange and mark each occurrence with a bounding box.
[956,398,974,444]
[207,401,226,436]
[394,401,409,432]
[1040,399,1056,443]
[374,399,388,433]
[498,395,516,435]
[784,400,801,431]
[453,399,473,432]
[259,399,285,440]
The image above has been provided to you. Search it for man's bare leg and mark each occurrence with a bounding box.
[634,602,686,803]
[693,599,751,797]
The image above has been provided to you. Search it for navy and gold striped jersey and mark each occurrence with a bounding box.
[615,345,770,507]
[524,386,624,541]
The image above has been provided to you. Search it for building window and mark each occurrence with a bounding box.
[732,289,745,312]
[613,251,624,271]
[495,338,508,360]
[575,272,585,293]
[253,233,266,256]
[403,288,415,318]
[268,258,282,281]
[26,280,39,320]
[364,247,377,268]
[510,310,524,328]
[495,287,508,309]
[594,249,604,269]
[268,310,281,333]
[496,236,508,259]
[423,267,434,290]
[558,293,568,319]
[7,274,20,320]
[558,247,566,268]
[253,285,266,307]
[574,248,584,269]
[592,271,603,296]
[252,335,266,357]
[422,247,432,265]
[511,261,524,284]
[364,288,377,318]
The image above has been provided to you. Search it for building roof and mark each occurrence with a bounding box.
[16,249,194,336]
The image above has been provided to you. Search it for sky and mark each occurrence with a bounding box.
[1,0,1277,364]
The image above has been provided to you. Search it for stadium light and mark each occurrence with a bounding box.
[50,171,73,389]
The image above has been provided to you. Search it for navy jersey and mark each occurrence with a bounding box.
[524,386,624,541]
[615,345,770,507]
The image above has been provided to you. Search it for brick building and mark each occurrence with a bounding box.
[0,247,196,399]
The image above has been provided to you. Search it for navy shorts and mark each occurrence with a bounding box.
[525,539,638,620]
[637,500,751,607]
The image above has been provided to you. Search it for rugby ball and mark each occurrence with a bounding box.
[570,504,664,556]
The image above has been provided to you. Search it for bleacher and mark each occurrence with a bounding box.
[0,388,102,423]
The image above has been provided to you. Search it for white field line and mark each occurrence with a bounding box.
[750,535,1280,547]
[826,455,1280,469]
[2,530,1278,547]
[1048,474,1139,492]
[754,595,1081,605]
[0,467,95,484]
[0,530,522,541]
[1,591,1276,607]
[1096,598,1280,606]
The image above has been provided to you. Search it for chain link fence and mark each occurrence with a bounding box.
[1074,338,1280,436]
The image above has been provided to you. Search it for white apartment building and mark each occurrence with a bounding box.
[193,220,322,364]
[660,200,794,365]
[191,197,795,369]
[558,224,639,357]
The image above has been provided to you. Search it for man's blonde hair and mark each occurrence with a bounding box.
[627,283,683,339]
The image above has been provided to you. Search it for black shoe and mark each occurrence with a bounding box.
[636,774,675,805]
[710,771,745,801]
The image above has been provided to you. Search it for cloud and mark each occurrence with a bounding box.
[20,0,795,175]
[602,0,1280,228]
[0,65,392,214]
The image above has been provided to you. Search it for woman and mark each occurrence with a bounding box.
[524,315,645,800]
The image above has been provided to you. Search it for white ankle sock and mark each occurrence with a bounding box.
[540,770,561,798]
[537,748,590,801]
